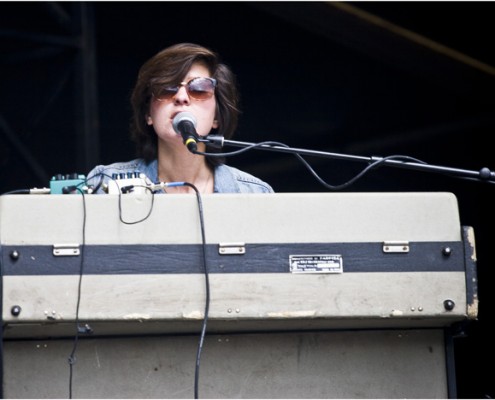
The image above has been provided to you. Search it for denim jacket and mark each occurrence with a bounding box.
[86,159,274,194]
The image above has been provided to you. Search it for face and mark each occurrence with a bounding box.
[146,63,218,146]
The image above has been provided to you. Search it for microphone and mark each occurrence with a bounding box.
[172,112,198,152]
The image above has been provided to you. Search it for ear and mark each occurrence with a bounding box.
[146,116,153,125]
[212,119,218,129]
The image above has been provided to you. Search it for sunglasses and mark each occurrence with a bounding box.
[152,77,217,101]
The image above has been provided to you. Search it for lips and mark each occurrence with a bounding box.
[171,110,186,120]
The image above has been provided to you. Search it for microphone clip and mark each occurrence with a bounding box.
[201,135,224,149]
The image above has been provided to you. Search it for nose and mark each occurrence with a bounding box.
[173,85,190,105]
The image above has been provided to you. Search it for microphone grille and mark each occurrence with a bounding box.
[172,112,197,134]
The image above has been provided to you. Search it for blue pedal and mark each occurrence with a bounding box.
[50,174,86,194]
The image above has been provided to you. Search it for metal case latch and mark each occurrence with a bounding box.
[218,242,246,255]
[53,244,80,257]
[383,241,409,253]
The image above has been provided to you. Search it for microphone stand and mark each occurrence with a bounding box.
[200,136,495,184]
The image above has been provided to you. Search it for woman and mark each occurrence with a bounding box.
[87,43,273,194]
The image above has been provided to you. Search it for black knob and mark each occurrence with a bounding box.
[11,305,21,316]
[444,299,455,311]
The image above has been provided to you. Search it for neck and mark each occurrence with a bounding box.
[157,143,213,194]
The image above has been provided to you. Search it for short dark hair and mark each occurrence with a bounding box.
[130,43,240,166]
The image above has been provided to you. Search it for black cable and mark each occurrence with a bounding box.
[118,185,156,225]
[75,178,210,398]
[87,172,105,194]
[115,180,210,397]
[67,187,88,399]
[179,183,210,400]
[194,140,493,189]
[193,141,421,190]
[64,176,156,397]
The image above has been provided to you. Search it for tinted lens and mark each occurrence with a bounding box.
[153,77,216,101]
[187,77,216,100]
[154,87,178,101]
